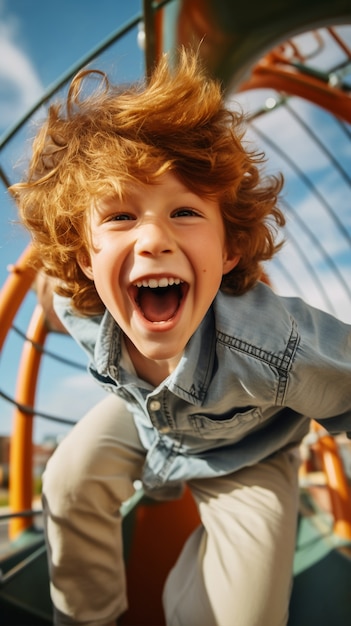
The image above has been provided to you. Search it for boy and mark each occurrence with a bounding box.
[11,50,351,626]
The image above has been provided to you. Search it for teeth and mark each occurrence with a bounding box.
[134,277,182,288]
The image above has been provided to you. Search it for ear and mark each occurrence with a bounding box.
[222,252,240,275]
[77,251,94,280]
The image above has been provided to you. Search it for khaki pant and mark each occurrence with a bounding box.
[42,393,300,626]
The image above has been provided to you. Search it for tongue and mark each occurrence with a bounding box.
[138,287,180,322]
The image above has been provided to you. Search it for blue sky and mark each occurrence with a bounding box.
[1,0,144,285]
[0,0,144,441]
[0,2,350,441]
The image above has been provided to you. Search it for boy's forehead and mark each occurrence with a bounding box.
[93,172,188,201]
[89,171,220,214]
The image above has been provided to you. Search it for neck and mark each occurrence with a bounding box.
[125,337,182,387]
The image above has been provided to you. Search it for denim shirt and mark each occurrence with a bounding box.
[54,282,351,496]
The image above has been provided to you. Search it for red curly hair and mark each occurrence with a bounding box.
[11,49,284,316]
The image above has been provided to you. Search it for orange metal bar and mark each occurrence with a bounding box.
[143,0,167,77]
[0,244,37,351]
[266,32,325,66]
[329,26,351,58]
[239,61,351,123]
[311,422,351,541]
[154,1,164,62]
[9,304,47,540]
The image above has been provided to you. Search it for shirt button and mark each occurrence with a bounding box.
[149,400,161,411]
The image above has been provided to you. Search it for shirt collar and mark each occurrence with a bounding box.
[93,306,216,405]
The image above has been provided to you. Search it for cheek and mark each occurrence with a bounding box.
[200,238,226,272]
[197,250,225,295]
[90,253,128,307]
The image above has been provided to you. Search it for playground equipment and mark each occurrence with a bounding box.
[0,1,350,624]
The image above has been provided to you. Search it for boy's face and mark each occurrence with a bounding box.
[79,172,239,378]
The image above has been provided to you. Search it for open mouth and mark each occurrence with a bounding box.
[131,277,187,323]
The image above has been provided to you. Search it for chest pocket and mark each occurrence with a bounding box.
[189,407,262,442]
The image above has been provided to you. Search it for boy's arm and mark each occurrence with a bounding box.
[33,273,68,333]
[284,299,351,429]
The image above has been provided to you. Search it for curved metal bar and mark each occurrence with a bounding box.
[9,305,47,540]
[0,388,76,426]
[338,118,351,140]
[174,0,351,88]
[284,101,351,186]
[0,164,11,188]
[0,509,42,521]
[279,198,351,302]
[2,0,350,556]
[11,325,86,371]
[240,61,351,123]
[0,245,37,351]
[281,228,338,316]
[0,13,143,150]
[311,422,351,540]
[251,125,351,299]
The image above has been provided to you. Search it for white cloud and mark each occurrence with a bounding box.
[270,254,351,324]
[33,372,107,442]
[0,369,107,443]
[38,371,106,419]
[0,16,43,131]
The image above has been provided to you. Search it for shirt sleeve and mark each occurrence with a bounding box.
[53,293,103,361]
[283,297,351,431]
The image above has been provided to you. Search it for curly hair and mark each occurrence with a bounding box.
[10,48,285,316]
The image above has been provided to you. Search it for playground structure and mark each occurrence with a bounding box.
[0,1,351,624]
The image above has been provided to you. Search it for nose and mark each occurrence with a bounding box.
[134,221,176,256]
